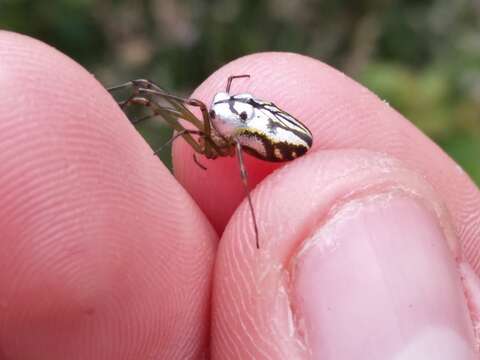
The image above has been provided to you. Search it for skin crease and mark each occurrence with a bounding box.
[0,30,479,359]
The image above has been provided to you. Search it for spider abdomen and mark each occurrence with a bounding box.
[237,131,309,162]
[210,92,313,162]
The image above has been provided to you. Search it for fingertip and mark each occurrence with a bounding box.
[0,31,216,359]
[172,51,480,272]
[211,150,476,359]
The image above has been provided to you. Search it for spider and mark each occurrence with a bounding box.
[108,75,313,249]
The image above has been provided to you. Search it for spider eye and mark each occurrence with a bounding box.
[240,111,248,121]
[209,110,216,118]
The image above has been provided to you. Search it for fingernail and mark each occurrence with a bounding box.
[293,192,476,359]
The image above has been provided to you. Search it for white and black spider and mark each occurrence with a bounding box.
[108,75,313,249]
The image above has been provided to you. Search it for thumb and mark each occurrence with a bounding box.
[211,150,477,359]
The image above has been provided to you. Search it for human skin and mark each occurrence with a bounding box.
[0,31,479,359]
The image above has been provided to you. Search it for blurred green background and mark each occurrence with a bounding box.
[1,0,479,183]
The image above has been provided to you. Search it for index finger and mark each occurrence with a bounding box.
[172,52,480,272]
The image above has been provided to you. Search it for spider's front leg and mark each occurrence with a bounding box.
[234,138,259,249]
[137,88,222,159]
[117,94,206,155]
[109,79,231,164]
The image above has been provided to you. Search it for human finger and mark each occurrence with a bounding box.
[0,31,216,359]
[172,52,480,273]
[212,149,479,359]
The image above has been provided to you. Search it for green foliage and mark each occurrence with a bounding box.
[360,61,480,184]
[1,0,106,66]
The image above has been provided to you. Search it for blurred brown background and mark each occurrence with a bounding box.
[1,0,479,183]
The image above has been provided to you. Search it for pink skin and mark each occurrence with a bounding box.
[0,30,479,359]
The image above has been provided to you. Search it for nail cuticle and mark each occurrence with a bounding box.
[291,187,457,266]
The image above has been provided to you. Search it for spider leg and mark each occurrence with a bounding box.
[234,138,259,249]
[153,129,209,170]
[108,79,175,113]
[193,154,207,170]
[106,81,136,92]
[109,79,231,162]
[130,108,182,125]
[131,79,169,93]
[119,81,203,129]
[137,88,223,158]
[123,96,205,154]
[153,129,205,156]
[226,74,251,93]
